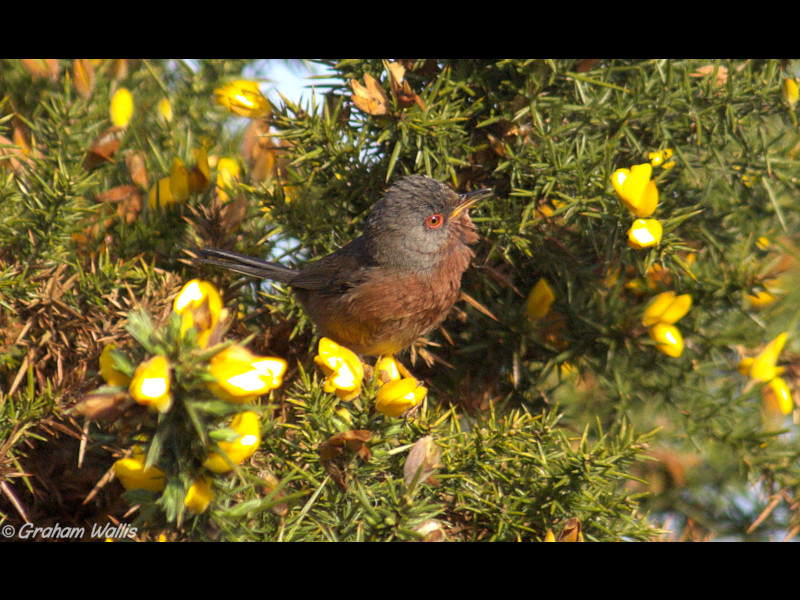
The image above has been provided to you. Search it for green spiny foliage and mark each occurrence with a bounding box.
[1,59,799,541]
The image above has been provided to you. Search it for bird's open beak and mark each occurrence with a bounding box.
[450,188,493,220]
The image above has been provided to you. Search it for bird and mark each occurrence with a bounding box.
[197,175,492,356]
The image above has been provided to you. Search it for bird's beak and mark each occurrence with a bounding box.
[450,188,492,220]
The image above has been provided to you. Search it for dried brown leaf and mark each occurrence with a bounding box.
[125,151,148,189]
[0,135,31,172]
[85,126,124,170]
[350,73,391,116]
[690,64,729,87]
[21,59,59,81]
[73,391,135,421]
[403,435,440,487]
[387,61,425,110]
[73,59,95,99]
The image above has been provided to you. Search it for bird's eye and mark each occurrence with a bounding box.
[425,213,444,229]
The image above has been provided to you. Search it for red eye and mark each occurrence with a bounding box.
[425,213,444,229]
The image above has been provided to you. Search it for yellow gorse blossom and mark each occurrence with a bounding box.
[762,376,794,416]
[148,150,210,208]
[648,148,675,170]
[99,343,132,387]
[374,355,412,386]
[627,218,663,249]
[110,87,134,128]
[642,292,692,328]
[742,332,787,383]
[157,97,173,123]
[611,163,659,218]
[184,476,214,515]
[647,323,684,358]
[213,80,270,119]
[375,376,427,417]
[642,291,692,358]
[314,337,364,401]
[129,355,172,413]
[208,344,287,403]
[113,445,165,493]
[204,411,261,473]
[739,332,795,417]
[782,78,799,109]
[188,146,211,194]
[747,279,781,309]
[216,157,241,203]
[173,279,223,348]
[527,278,556,319]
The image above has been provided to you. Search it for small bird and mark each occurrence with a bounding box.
[198,175,491,356]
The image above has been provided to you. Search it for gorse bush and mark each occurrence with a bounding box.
[1,59,799,541]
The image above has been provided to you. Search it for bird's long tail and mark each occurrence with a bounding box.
[197,248,298,283]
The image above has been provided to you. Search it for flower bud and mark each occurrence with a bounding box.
[113,446,165,493]
[110,87,134,128]
[99,344,132,387]
[204,411,261,473]
[647,323,684,357]
[782,78,799,109]
[627,218,663,249]
[642,291,692,327]
[375,376,427,417]
[184,477,214,515]
[526,278,556,319]
[213,80,270,118]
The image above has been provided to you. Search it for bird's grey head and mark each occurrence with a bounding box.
[364,175,490,273]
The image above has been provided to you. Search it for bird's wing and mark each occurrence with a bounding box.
[289,236,373,293]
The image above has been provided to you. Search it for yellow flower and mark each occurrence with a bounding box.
[99,344,132,387]
[611,163,659,218]
[157,97,173,123]
[208,344,287,403]
[527,278,556,319]
[747,277,783,310]
[374,355,412,385]
[216,157,241,203]
[748,332,788,383]
[642,291,692,328]
[129,355,172,413]
[184,476,214,515]
[148,177,174,209]
[375,376,427,417]
[782,78,799,109]
[188,146,211,193]
[169,157,190,203]
[313,337,364,401]
[648,148,674,168]
[747,289,778,309]
[762,376,794,416]
[544,530,556,542]
[213,80,270,119]
[647,323,684,357]
[204,411,261,473]
[113,445,165,493]
[110,87,134,128]
[737,357,755,376]
[173,279,223,348]
[627,218,663,249]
